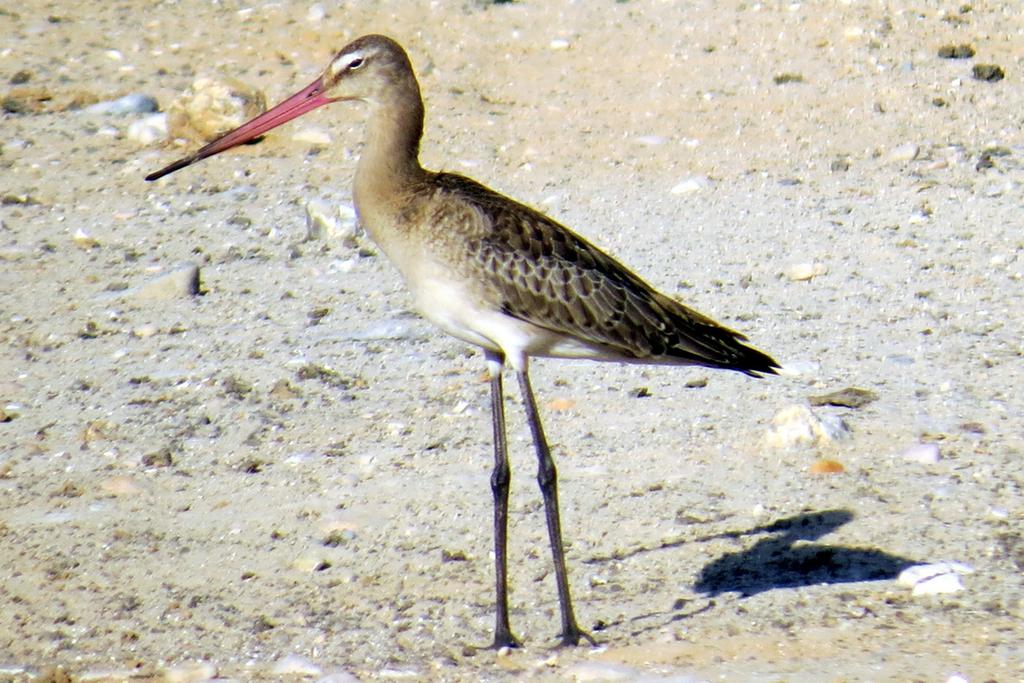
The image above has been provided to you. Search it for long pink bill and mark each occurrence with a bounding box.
[145,76,335,182]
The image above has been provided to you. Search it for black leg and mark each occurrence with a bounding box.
[516,366,595,647]
[485,350,520,649]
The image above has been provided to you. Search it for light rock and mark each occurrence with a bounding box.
[292,126,332,146]
[306,3,327,22]
[167,77,266,143]
[785,262,828,281]
[272,654,323,676]
[763,404,849,449]
[100,476,144,497]
[132,324,159,339]
[901,442,940,464]
[129,262,201,301]
[671,175,711,194]
[163,662,218,683]
[305,199,358,247]
[292,554,327,572]
[72,227,100,249]
[127,113,168,145]
[889,142,920,162]
[83,93,159,116]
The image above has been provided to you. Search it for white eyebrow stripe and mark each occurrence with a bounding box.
[338,52,365,71]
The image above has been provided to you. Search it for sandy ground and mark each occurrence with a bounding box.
[2,1,1023,681]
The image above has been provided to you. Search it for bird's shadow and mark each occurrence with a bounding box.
[692,509,914,596]
[586,509,914,598]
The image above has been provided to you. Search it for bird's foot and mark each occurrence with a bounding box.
[490,628,522,651]
[558,624,598,648]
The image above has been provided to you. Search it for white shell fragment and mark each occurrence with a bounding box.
[785,262,828,281]
[762,404,850,449]
[671,175,712,194]
[897,562,973,596]
[305,199,359,247]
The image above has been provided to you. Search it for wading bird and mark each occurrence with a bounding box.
[146,34,778,648]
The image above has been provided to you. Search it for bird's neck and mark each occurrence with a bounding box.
[355,84,429,202]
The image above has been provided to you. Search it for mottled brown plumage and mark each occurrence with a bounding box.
[146,34,778,649]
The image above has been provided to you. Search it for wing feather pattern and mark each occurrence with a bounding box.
[427,173,778,376]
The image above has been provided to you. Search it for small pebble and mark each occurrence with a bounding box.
[292,554,326,572]
[127,113,168,145]
[305,199,358,246]
[670,175,711,194]
[972,64,1005,82]
[809,387,878,409]
[132,324,159,339]
[72,227,100,249]
[830,157,850,172]
[100,476,144,497]
[809,459,845,475]
[773,72,804,85]
[901,442,941,464]
[785,262,827,281]
[162,662,218,683]
[937,44,975,59]
[306,3,327,22]
[293,126,333,146]
[549,38,571,51]
[83,93,159,116]
[128,262,201,301]
[547,398,576,411]
[888,142,920,162]
[272,654,323,676]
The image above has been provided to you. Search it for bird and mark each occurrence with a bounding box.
[145,34,779,649]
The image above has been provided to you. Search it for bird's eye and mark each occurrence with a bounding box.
[347,57,365,70]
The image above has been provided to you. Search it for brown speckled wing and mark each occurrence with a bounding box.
[431,173,778,375]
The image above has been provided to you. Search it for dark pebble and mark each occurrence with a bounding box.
[937,44,975,59]
[809,387,879,409]
[142,447,174,468]
[830,158,851,172]
[972,64,1005,82]
[773,73,804,85]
